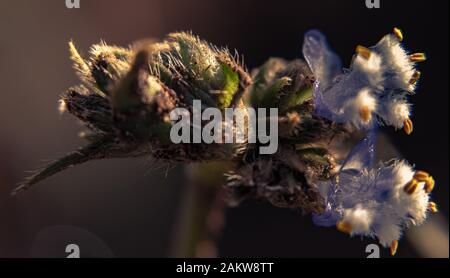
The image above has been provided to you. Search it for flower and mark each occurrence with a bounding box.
[303,28,425,133]
[312,136,437,255]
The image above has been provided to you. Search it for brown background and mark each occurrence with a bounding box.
[0,0,448,257]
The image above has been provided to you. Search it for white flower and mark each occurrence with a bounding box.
[377,98,411,129]
[374,32,417,92]
[313,138,437,255]
[339,88,378,128]
[303,28,425,134]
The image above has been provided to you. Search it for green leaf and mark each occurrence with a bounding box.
[279,86,313,112]
[296,147,330,166]
[217,62,239,108]
[256,76,291,108]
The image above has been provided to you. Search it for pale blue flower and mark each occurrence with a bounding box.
[312,134,435,254]
[303,28,425,133]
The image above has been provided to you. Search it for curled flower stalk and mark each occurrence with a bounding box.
[18,28,437,256]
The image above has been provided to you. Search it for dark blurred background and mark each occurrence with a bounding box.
[0,0,448,258]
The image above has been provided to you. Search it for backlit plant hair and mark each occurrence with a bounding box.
[17,28,437,255]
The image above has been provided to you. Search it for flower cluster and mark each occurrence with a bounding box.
[303,28,425,132]
[304,29,436,255]
[312,135,436,255]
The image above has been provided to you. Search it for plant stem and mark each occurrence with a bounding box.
[169,162,229,258]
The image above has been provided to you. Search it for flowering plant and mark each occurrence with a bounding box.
[18,28,437,256]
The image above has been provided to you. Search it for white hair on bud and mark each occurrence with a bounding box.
[353,52,384,87]
[378,160,429,225]
[340,88,377,128]
[167,32,221,82]
[379,99,411,128]
[392,160,415,185]
[343,205,374,235]
[375,216,402,247]
[89,41,133,61]
[356,88,377,111]
[375,35,416,91]
[357,53,383,72]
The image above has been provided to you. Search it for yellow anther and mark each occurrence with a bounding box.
[356,45,372,60]
[393,28,404,42]
[403,118,413,135]
[404,179,418,195]
[428,202,438,214]
[359,105,372,123]
[424,176,435,193]
[390,240,399,256]
[410,53,427,62]
[336,221,353,234]
[414,170,430,182]
[409,71,421,85]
